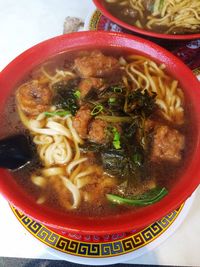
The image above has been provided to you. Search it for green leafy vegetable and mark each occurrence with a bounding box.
[112,127,121,149]
[127,89,157,117]
[91,104,104,116]
[80,142,106,152]
[132,152,143,167]
[52,80,80,115]
[124,120,139,138]
[73,90,81,99]
[96,115,132,123]
[44,110,71,117]
[101,148,137,179]
[106,187,168,206]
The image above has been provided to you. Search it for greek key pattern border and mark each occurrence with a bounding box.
[89,9,102,30]
[11,205,183,258]
[193,67,200,77]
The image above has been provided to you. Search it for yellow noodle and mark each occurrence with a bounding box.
[33,135,53,145]
[36,196,46,204]
[41,167,65,177]
[42,138,72,166]
[46,121,72,139]
[61,176,81,209]
[70,164,82,183]
[143,63,157,93]
[31,175,47,187]
[76,177,92,189]
[66,158,88,175]
[128,64,150,89]
[66,116,83,144]
[148,0,200,33]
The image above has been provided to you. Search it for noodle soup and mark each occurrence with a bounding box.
[6,49,193,216]
[103,0,200,35]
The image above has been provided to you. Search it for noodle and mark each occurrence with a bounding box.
[41,167,65,177]
[147,0,200,33]
[36,196,46,204]
[41,67,76,88]
[31,175,47,187]
[124,55,184,124]
[66,158,88,175]
[61,176,81,209]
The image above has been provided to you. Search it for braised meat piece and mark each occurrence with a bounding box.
[74,51,120,78]
[72,105,92,139]
[151,125,185,162]
[121,7,138,18]
[78,78,105,99]
[16,80,52,116]
[88,119,108,144]
[144,119,157,132]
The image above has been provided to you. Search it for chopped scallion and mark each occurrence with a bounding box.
[113,86,123,93]
[73,90,81,99]
[91,104,104,116]
[109,97,116,103]
[112,127,121,149]
[44,110,71,117]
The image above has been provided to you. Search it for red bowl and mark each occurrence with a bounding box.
[93,0,200,40]
[0,31,200,235]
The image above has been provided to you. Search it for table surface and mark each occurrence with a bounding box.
[0,0,200,266]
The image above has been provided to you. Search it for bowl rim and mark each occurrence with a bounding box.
[0,31,200,235]
[93,0,200,40]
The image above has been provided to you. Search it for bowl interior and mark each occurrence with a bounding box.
[93,0,200,40]
[0,31,200,235]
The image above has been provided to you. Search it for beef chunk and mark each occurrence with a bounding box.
[74,51,120,78]
[16,80,52,116]
[88,119,108,144]
[78,78,105,99]
[72,105,92,139]
[151,125,185,162]
[121,7,138,18]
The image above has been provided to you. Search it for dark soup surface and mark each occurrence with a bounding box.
[3,48,195,216]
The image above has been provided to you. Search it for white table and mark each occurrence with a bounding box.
[0,0,200,265]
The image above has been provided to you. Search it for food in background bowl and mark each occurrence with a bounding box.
[93,0,200,39]
[0,32,200,234]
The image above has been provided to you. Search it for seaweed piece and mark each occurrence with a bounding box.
[100,148,140,180]
[80,141,106,152]
[84,88,99,101]
[52,79,80,115]
[127,89,157,117]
